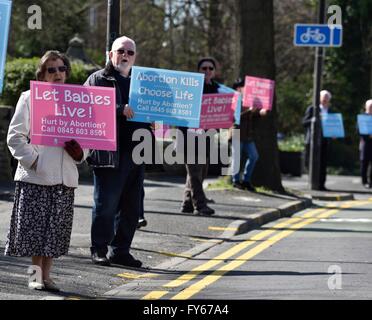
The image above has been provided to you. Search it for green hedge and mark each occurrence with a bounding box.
[68,62,98,85]
[327,139,359,175]
[276,74,313,135]
[278,134,305,152]
[0,57,97,107]
[1,58,39,107]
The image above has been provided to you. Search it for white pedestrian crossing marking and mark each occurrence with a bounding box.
[320,218,372,223]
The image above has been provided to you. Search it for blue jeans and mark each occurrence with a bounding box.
[232,141,259,183]
[91,150,144,257]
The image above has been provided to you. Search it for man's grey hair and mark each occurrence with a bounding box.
[320,90,332,100]
[111,36,136,52]
[365,99,372,108]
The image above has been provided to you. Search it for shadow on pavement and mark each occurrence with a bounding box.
[328,188,372,195]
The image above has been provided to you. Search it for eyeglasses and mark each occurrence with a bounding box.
[115,48,135,56]
[47,66,67,74]
[201,66,214,71]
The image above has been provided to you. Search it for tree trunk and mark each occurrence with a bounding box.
[238,0,283,192]
[167,0,176,67]
[208,0,221,61]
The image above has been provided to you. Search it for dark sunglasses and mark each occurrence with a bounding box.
[115,48,135,56]
[201,66,214,71]
[47,66,67,74]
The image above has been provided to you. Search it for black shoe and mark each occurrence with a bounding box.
[109,254,143,268]
[241,181,255,192]
[137,218,148,229]
[206,197,215,204]
[318,186,329,191]
[180,205,194,213]
[91,252,110,266]
[233,181,244,190]
[195,206,215,216]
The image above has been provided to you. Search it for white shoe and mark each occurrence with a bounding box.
[28,281,44,290]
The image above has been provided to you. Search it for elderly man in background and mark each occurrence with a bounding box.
[302,90,332,191]
[359,99,372,188]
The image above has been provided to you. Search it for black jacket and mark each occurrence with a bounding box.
[302,105,331,144]
[234,108,261,142]
[360,135,372,161]
[84,63,150,168]
[178,80,220,161]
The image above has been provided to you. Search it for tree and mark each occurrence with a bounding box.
[121,0,240,81]
[274,0,316,135]
[8,1,89,57]
[238,0,284,192]
[323,0,372,133]
[206,0,240,82]
[321,0,372,173]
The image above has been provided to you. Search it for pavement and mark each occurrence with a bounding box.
[0,171,369,300]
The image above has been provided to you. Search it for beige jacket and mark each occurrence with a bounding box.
[7,90,89,188]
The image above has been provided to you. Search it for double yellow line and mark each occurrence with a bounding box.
[142,200,371,300]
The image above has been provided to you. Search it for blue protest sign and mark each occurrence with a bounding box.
[217,83,241,125]
[128,66,204,128]
[357,114,372,135]
[294,24,342,47]
[321,113,344,138]
[0,0,12,94]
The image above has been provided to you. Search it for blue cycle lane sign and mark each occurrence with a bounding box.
[294,24,342,47]
[0,0,12,94]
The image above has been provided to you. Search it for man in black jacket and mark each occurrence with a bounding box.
[302,90,332,191]
[84,36,150,268]
[360,99,372,188]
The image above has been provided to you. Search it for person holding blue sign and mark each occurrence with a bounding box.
[303,90,332,191]
[180,57,219,216]
[5,51,88,292]
[359,99,372,188]
[85,36,151,268]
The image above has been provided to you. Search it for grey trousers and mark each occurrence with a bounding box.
[182,163,209,210]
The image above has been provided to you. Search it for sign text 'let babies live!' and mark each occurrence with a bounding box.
[30,81,116,151]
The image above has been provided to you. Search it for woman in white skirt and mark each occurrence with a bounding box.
[5,51,88,292]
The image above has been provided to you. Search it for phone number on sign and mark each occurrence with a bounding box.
[52,127,107,136]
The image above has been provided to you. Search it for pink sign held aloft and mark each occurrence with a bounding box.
[154,122,172,139]
[30,81,116,151]
[199,93,238,129]
[243,76,275,110]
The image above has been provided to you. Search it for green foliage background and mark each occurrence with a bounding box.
[1,57,39,107]
[8,0,89,57]
[1,58,95,106]
[1,0,371,175]
[322,0,372,173]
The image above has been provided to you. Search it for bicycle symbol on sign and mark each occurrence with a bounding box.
[300,28,326,44]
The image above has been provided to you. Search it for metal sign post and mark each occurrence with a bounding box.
[106,0,120,63]
[309,0,326,191]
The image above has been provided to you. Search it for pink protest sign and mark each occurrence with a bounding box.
[30,81,116,151]
[154,122,171,139]
[243,76,275,110]
[199,93,238,129]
